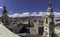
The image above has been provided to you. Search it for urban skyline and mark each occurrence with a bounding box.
[0,0,60,37]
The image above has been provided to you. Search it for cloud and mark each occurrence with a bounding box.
[8,12,60,17]
[38,12,45,16]
[22,12,30,16]
[54,12,60,17]
[0,7,3,9]
[8,12,44,17]
[8,13,21,17]
[8,12,30,17]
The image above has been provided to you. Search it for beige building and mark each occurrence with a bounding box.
[43,1,55,37]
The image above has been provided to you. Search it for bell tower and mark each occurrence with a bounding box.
[2,6,9,25]
[43,1,55,37]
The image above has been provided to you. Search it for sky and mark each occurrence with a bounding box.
[0,0,60,17]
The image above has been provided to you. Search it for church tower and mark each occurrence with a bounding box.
[43,1,55,37]
[1,6,9,25]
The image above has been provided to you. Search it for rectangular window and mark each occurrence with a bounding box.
[46,18,48,24]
